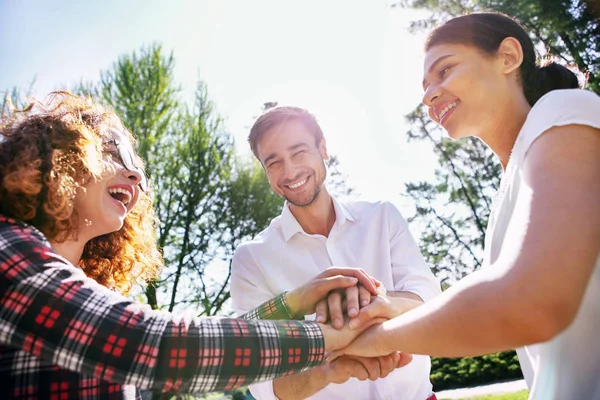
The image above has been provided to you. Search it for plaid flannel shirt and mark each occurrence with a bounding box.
[0,215,324,399]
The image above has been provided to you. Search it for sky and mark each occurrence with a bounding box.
[0,0,440,218]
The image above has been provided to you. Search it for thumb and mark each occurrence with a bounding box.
[349,302,381,330]
[397,352,413,368]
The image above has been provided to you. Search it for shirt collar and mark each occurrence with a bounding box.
[280,196,355,242]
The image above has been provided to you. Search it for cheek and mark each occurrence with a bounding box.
[427,107,437,123]
[128,188,141,211]
[266,172,283,191]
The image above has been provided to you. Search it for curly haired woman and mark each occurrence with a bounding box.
[0,92,400,399]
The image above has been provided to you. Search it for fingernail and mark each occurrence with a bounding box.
[361,300,369,306]
[349,320,358,330]
[349,307,358,317]
[316,315,325,323]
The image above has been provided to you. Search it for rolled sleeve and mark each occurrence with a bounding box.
[387,204,442,302]
[249,380,279,400]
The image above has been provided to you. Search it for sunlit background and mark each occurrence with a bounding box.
[0,0,437,217]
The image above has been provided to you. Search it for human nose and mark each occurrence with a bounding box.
[119,165,143,187]
[422,84,440,107]
[283,159,301,180]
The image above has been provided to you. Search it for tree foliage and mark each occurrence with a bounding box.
[394,0,600,93]
[403,106,501,284]
[77,44,283,315]
[395,0,598,285]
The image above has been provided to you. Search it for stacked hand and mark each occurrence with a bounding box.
[284,267,420,384]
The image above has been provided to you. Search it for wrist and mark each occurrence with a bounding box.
[284,290,301,318]
[389,296,423,316]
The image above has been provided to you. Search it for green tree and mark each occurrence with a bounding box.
[80,44,284,316]
[394,0,600,93]
[403,106,501,285]
[393,0,599,282]
[392,1,596,386]
[1,80,37,118]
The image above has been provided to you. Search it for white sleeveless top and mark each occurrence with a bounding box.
[483,89,600,399]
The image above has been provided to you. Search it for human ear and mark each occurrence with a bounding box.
[497,37,523,75]
[319,137,329,161]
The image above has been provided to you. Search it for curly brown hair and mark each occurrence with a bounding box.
[0,91,162,294]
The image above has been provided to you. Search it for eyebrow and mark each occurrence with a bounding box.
[422,54,454,90]
[262,141,309,165]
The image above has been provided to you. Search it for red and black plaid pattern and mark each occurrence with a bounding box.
[0,216,324,399]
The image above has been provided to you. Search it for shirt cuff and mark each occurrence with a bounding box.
[249,380,279,400]
[240,292,295,320]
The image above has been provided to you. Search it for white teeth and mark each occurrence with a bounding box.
[108,188,132,205]
[439,102,457,121]
[288,178,307,189]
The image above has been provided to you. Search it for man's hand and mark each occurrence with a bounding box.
[325,352,413,384]
[317,287,423,330]
[285,267,380,318]
[315,284,373,327]
[272,351,413,399]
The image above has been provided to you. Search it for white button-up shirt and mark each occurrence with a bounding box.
[231,197,441,400]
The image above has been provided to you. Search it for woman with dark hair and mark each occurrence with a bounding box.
[331,12,600,399]
[0,92,404,398]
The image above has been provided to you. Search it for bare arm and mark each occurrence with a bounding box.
[273,353,407,400]
[335,124,600,358]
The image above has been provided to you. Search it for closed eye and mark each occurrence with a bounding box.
[438,65,453,79]
[103,151,124,166]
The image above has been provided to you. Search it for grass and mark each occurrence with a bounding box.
[440,389,529,400]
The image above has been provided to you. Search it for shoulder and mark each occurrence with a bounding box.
[0,215,75,282]
[526,89,600,129]
[517,89,600,159]
[232,215,284,260]
[344,199,403,217]
[343,199,408,231]
[0,215,52,250]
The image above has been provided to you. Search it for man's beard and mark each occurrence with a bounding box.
[285,184,322,207]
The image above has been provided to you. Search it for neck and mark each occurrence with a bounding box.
[288,188,336,237]
[479,95,531,170]
[50,234,88,267]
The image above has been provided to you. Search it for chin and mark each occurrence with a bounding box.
[98,218,126,238]
[444,126,470,140]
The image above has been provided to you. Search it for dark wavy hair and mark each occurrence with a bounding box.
[425,12,581,106]
[248,106,324,161]
[0,91,162,294]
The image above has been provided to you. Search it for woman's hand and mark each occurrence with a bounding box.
[327,321,393,360]
[348,295,423,329]
[320,316,386,354]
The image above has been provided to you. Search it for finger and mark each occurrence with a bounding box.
[315,299,328,323]
[345,285,359,317]
[378,353,396,378]
[397,352,413,368]
[322,267,378,294]
[365,358,381,381]
[358,285,371,308]
[349,301,380,330]
[328,291,344,329]
[350,360,369,381]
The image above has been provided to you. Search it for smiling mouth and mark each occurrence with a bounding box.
[287,177,308,190]
[108,188,132,206]
[438,102,458,123]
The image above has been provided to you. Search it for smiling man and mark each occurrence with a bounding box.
[230,106,442,400]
